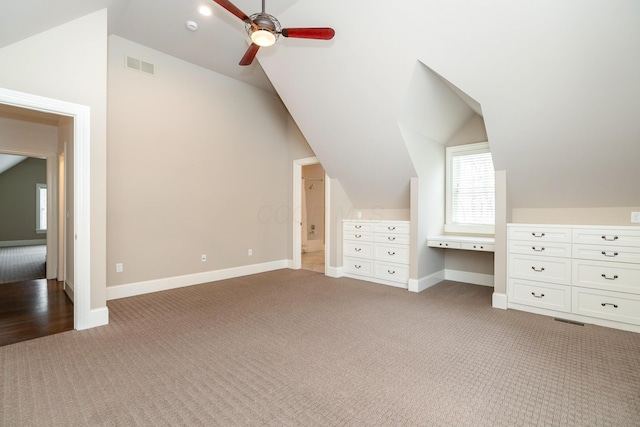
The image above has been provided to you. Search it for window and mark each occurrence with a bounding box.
[445,142,495,234]
[36,183,47,233]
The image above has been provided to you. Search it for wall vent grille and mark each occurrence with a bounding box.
[125,55,155,76]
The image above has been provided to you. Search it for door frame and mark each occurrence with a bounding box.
[0,87,94,330]
[293,157,330,272]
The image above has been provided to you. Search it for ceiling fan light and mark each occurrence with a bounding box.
[251,29,276,47]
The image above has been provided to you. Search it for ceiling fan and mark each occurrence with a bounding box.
[212,0,335,66]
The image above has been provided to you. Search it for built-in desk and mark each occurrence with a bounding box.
[427,235,495,252]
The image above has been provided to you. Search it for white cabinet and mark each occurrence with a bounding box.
[507,223,640,333]
[343,220,410,288]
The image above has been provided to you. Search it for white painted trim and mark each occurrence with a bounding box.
[492,292,507,309]
[0,239,47,247]
[326,265,342,278]
[445,270,494,287]
[0,87,102,330]
[64,280,75,303]
[106,260,289,301]
[408,269,445,292]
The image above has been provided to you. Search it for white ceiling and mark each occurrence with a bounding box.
[2,0,639,209]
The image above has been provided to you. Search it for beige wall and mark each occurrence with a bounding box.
[107,35,313,287]
[0,158,47,241]
[302,164,325,245]
[512,207,640,226]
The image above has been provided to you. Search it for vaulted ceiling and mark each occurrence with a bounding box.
[2,0,639,209]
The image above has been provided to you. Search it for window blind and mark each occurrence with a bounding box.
[451,151,495,226]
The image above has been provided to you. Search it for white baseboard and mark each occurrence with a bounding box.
[106,260,289,301]
[408,270,445,293]
[445,270,494,287]
[325,266,342,278]
[0,239,47,247]
[64,280,75,303]
[87,307,109,329]
[492,292,507,309]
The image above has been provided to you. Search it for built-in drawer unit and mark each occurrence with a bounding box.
[509,278,571,313]
[427,236,495,252]
[508,224,640,332]
[343,220,410,289]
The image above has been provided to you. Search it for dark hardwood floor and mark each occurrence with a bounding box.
[0,279,74,347]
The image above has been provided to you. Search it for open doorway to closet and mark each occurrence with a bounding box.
[301,163,325,272]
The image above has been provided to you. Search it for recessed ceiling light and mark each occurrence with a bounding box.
[198,5,213,16]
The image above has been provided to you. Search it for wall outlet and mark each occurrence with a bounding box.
[631,212,640,223]
[248,249,252,256]
[116,263,123,273]
[201,254,207,262]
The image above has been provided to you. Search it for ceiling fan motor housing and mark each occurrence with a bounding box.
[246,13,281,41]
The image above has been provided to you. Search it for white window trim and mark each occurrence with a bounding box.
[445,142,495,235]
[36,182,47,233]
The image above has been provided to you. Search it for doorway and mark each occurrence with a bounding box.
[292,157,330,274]
[301,163,326,272]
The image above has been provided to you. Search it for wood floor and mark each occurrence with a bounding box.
[0,279,74,347]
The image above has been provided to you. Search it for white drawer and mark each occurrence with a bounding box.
[374,243,410,264]
[343,257,374,277]
[343,221,374,233]
[508,240,572,258]
[375,233,410,245]
[572,244,640,264]
[509,254,571,285]
[344,241,373,258]
[508,278,571,312]
[461,242,495,252]
[428,240,462,249]
[508,226,571,243]
[572,259,640,294]
[374,222,410,234]
[374,261,409,283]
[573,228,640,248]
[344,231,374,242]
[572,287,640,325]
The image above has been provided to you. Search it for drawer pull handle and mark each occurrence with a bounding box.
[601,235,619,241]
[388,226,396,230]
[601,251,619,257]
[355,234,362,238]
[355,265,362,269]
[601,303,619,308]
[601,274,619,280]
[387,270,396,275]
[354,248,362,252]
[531,266,545,272]
[387,251,396,256]
[355,225,362,229]
[388,237,396,241]
[531,292,545,298]
[439,243,447,247]
[532,246,545,252]
[531,232,546,238]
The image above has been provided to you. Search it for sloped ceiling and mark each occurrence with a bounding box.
[1,0,639,209]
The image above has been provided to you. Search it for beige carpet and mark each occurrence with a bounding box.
[2,269,639,426]
[0,245,46,284]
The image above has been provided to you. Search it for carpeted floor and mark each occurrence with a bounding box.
[0,245,46,284]
[1,269,639,426]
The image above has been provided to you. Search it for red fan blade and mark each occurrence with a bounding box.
[281,28,335,40]
[239,43,260,66]
[212,0,253,24]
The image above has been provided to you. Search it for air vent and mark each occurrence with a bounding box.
[125,55,155,76]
